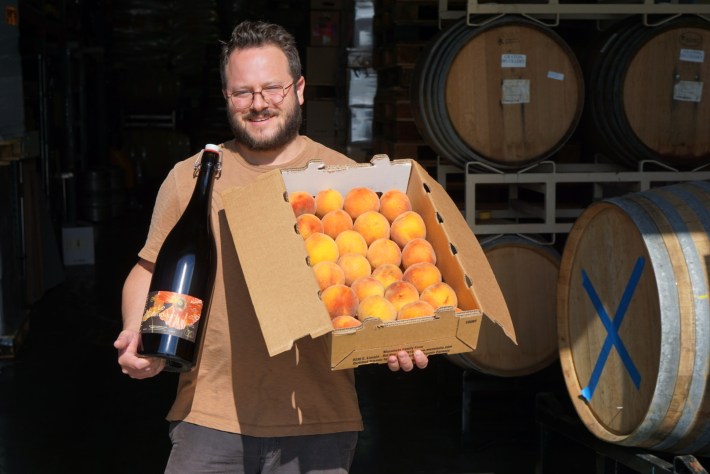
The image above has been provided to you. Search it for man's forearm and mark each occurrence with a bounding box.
[122,259,154,331]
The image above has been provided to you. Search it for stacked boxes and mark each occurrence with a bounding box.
[305,0,348,152]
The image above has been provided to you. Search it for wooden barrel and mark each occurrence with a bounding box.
[412,16,584,170]
[449,236,560,376]
[558,181,710,454]
[585,16,710,169]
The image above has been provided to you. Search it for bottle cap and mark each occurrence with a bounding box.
[205,144,220,153]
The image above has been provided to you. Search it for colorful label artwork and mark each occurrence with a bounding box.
[140,291,203,342]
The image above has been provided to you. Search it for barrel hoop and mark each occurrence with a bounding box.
[631,189,701,449]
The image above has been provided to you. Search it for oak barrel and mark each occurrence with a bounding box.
[449,236,559,377]
[586,17,710,169]
[558,181,710,454]
[412,17,584,170]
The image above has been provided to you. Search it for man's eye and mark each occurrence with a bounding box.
[234,92,252,98]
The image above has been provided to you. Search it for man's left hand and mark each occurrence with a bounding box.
[387,349,428,372]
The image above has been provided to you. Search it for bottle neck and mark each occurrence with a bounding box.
[185,150,219,223]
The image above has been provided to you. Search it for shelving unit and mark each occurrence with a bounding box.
[462,160,710,235]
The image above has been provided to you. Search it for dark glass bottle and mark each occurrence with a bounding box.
[138,144,220,372]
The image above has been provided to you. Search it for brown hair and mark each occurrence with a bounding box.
[220,21,302,89]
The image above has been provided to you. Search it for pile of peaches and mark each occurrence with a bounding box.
[289,186,459,329]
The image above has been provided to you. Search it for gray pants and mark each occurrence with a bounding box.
[164,421,358,474]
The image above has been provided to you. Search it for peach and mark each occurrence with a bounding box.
[305,232,339,266]
[357,294,397,322]
[312,261,346,291]
[371,264,403,289]
[331,315,362,329]
[335,230,368,257]
[353,210,390,246]
[402,261,442,293]
[397,300,436,320]
[384,280,420,312]
[401,237,437,269]
[420,282,458,310]
[351,276,385,301]
[296,213,323,240]
[315,188,344,218]
[321,209,353,239]
[320,284,359,319]
[343,187,380,219]
[366,238,402,269]
[289,191,316,217]
[379,189,412,223]
[337,253,372,286]
[390,211,427,248]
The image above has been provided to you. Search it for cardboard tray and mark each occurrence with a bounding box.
[222,155,515,369]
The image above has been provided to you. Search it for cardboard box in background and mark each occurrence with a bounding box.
[310,0,344,9]
[306,46,340,86]
[62,225,95,266]
[306,99,337,136]
[310,10,340,46]
[222,156,515,370]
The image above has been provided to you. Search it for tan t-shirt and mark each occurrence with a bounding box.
[139,136,364,436]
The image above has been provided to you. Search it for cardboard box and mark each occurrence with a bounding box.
[222,156,515,370]
[306,99,337,136]
[306,46,340,86]
[310,10,340,46]
[62,225,95,266]
[310,0,345,9]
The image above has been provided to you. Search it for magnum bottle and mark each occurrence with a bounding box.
[138,144,221,372]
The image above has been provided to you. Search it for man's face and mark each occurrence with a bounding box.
[223,45,304,152]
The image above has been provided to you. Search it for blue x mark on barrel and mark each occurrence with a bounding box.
[579,256,645,403]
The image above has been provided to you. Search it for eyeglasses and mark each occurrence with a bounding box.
[225,81,296,110]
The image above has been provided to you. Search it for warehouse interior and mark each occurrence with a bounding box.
[2,0,710,472]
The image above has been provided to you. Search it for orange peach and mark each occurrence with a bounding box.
[335,230,368,257]
[353,210,390,246]
[296,213,323,240]
[351,276,385,301]
[321,209,353,239]
[357,294,397,322]
[321,284,359,319]
[337,253,372,286]
[397,300,436,320]
[315,188,344,218]
[289,191,316,217]
[384,280,420,312]
[331,315,362,329]
[371,264,403,289]
[420,282,458,310]
[305,232,339,266]
[390,211,427,248]
[402,261,442,293]
[312,261,346,291]
[401,237,437,269]
[343,187,380,219]
[366,238,402,269]
[379,189,412,223]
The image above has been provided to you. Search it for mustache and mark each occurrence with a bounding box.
[244,110,276,120]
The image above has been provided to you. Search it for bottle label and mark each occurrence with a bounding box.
[140,290,203,342]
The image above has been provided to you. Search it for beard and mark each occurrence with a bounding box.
[227,98,302,152]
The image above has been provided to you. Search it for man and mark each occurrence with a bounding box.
[114,20,428,473]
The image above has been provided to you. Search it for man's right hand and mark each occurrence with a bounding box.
[114,329,165,379]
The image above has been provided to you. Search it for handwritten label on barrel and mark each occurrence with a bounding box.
[674,81,703,102]
[501,54,526,68]
[501,79,530,104]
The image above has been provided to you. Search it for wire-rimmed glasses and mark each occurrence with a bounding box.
[225,81,295,110]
